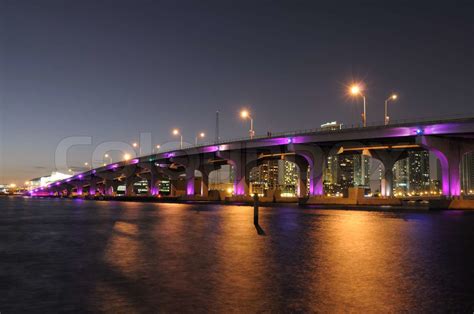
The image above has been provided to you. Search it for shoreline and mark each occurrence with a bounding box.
[24,194,474,211]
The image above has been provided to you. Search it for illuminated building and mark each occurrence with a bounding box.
[278,159,298,196]
[408,151,430,194]
[354,154,370,187]
[321,121,343,131]
[461,152,474,194]
[249,160,280,195]
[394,150,431,195]
[27,172,72,190]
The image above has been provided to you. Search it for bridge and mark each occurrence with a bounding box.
[36,116,474,203]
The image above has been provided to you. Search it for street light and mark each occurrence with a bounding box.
[349,84,367,127]
[104,153,112,164]
[123,153,131,161]
[172,129,183,149]
[153,144,161,154]
[195,132,205,145]
[132,142,142,155]
[84,162,92,170]
[240,109,255,139]
[384,94,398,125]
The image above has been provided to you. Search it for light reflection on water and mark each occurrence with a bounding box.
[1,197,473,312]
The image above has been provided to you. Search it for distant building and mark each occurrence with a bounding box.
[393,158,409,195]
[278,159,298,196]
[27,172,72,190]
[249,159,299,196]
[393,150,431,195]
[461,152,474,194]
[320,121,343,131]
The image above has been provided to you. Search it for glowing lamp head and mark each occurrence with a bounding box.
[132,142,138,148]
[391,94,398,100]
[104,154,109,158]
[123,153,131,161]
[199,132,205,138]
[350,85,361,95]
[240,110,249,119]
[172,129,180,136]
[156,145,160,149]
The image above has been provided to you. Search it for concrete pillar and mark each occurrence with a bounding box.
[125,177,138,196]
[216,150,257,196]
[170,180,177,196]
[76,185,83,196]
[289,144,328,196]
[201,172,209,197]
[185,167,195,196]
[104,180,116,196]
[417,136,474,197]
[148,177,160,196]
[89,180,97,196]
[370,149,407,197]
[232,162,249,196]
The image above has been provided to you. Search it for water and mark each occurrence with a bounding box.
[1,197,473,313]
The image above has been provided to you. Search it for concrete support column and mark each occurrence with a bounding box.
[170,180,177,196]
[185,167,196,196]
[148,177,160,196]
[125,177,138,196]
[76,185,83,196]
[417,136,474,197]
[89,180,98,196]
[217,150,256,197]
[201,172,209,197]
[370,149,407,197]
[289,144,328,196]
[233,162,249,196]
[70,182,84,196]
[104,180,116,196]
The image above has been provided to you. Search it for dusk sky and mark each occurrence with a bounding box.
[1,0,473,183]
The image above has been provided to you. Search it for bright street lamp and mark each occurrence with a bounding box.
[349,84,367,127]
[123,153,131,161]
[240,109,255,139]
[84,162,92,170]
[132,142,142,155]
[104,153,112,164]
[195,132,205,145]
[384,94,398,125]
[153,144,161,153]
[172,129,183,149]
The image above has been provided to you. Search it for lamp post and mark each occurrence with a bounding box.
[104,154,112,164]
[240,109,255,139]
[195,132,205,145]
[173,129,183,149]
[384,94,398,125]
[132,142,141,155]
[349,84,367,127]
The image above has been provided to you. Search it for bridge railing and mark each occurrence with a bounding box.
[185,112,474,150]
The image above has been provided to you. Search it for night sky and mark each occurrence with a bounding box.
[1,0,473,183]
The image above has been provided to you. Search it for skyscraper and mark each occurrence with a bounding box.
[393,150,431,195]
[461,152,474,194]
